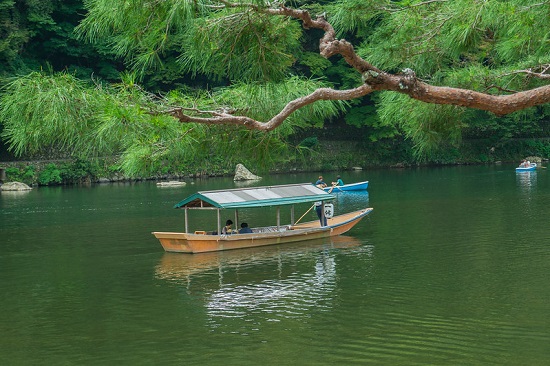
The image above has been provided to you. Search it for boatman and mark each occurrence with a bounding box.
[314,201,328,226]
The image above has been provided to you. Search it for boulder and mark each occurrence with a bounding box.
[233,164,261,181]
[156,181,187,187]
[1,182,32,191]
[525,156,542,163]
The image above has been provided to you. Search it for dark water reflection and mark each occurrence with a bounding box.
[1,165,549,365]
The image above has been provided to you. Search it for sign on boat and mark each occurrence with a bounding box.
[152,183,373,254]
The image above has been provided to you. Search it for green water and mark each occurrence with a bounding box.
[1,165,549,365]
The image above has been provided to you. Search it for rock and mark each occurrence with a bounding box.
[1,182,32,191]
[525,156,542,163]
[233,164,261,181]
[157,181,187,187]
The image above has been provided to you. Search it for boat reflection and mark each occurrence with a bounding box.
[516,170,537,192]
[155,235,363,287]
[155,235,371,327]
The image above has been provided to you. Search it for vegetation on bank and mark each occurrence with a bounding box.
[0,1,548,178]
[2,137,548,187]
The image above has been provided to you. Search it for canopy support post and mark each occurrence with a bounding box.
[290,205,295,226]
[321,201,326,227]
[184,208,189,233]
[277,207,280,229]
[217,210,221,235]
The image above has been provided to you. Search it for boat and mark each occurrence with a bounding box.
[152,183,373,253]
[323,180,369,192]
[516,163,537,172]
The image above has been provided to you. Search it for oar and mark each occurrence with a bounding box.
[328,184,343,193]
[294,204,315,225]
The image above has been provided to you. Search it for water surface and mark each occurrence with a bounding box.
[1,165,549,365]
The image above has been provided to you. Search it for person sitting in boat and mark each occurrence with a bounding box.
[239,222,253,234]
[222,219,234,234]
[332,175,344,187]
[315,176,327,188]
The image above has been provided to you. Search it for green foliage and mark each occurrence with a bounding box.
[178,11,302,82]
[295,52,333,77]
[327,0,387,35]
[5,164,36,185]
[77,0,302,83]
[377,92,465,160]
[209,76,347,130]
[323,59,363,90]
[60,159,100,184]
[38,163,62,185]
[299,136,319,149]
[1,0,549,174]
[4,166,23,182]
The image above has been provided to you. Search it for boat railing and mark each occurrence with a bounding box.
[252,225,290,234]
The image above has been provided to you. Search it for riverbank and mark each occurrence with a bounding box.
[1,139,548,186]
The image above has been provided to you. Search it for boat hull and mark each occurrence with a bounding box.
[324,181,368,192]
[153,208,372,253]
[516,163,537,172]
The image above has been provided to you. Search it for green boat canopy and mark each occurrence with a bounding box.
[174,183,335,209]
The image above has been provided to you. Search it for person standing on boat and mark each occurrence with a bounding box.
[222,219,233,234]
[315,176,327,188]
[332,175,344,186]
[314,201,328,226]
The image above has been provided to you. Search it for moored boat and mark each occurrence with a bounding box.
[323,180,369,192]
[516,163,537,172]
[152,183,373,253]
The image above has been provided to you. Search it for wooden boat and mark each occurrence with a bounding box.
[152,183,373,254]
[323,180,368,192]
[516,163,537,172]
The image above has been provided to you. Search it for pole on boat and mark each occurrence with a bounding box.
[321,201,326,227]
[184,208,189,233]
[217,210,221,235]
[294,204,315,225]
[276,207,280,229]
[290,205,295,226]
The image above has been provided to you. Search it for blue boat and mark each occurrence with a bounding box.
[324,180,369,192]
[516,163,537,172]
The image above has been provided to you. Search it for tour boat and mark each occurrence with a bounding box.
[152,183,373,253]
[516,163,537,172]
[323,180,369,192]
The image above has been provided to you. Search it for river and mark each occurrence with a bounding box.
[1,164,549,365]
